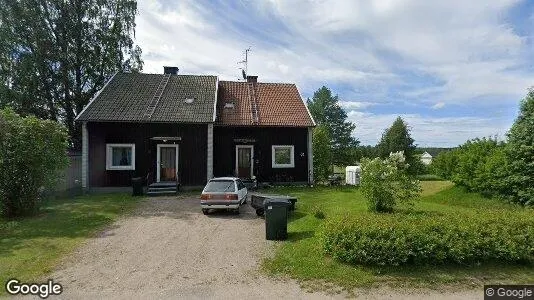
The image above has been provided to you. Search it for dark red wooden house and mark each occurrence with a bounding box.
[75,68,315,193]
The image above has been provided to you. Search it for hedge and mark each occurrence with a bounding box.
[321,211,534,266]
[0,108,69,217]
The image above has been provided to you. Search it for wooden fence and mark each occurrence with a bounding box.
[54,151,82,197]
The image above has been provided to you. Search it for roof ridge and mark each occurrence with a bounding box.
[124,72,218,77]
[219,80,296,85]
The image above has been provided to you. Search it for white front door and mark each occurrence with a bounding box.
[157,144,179,182]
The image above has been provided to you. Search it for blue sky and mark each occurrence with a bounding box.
[136,0,534,147]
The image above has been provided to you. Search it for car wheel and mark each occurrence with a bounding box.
[202,209,209,215]
[234,207,240,215]
[256,209,264,216]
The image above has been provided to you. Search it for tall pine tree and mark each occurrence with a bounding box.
[377,117,419,174]
[307,86,358,166]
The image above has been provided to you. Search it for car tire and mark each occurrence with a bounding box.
[234,207,240,215]
[202,209,209,215]
[256,209,264,216]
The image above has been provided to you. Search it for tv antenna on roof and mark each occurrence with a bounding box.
[237,47,251,80]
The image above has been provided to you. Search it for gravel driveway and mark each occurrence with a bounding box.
[51,195,480,299]
[51,195,336,299]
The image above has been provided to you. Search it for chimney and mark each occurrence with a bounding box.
[246,75,258,83]
[163,66,179,75]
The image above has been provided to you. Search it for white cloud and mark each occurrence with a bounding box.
[134,0,532,146]
[432,102,445,109]
[137,0,533,99]
[348,112,511,147]
[340,101,377,110]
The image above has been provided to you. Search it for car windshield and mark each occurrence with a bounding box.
[204,180,235,192]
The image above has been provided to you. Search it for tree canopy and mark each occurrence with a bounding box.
[506,88,534,205]
[0,0,143,148]
[306,86,358,166]
[377,117,419,174]
[312,124,332,182]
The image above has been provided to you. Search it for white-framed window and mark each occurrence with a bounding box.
[106,144,135,170]
[272,145,295,168]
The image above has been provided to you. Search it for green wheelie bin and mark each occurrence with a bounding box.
[265,198,291,240]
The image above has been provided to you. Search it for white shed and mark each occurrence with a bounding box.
[421,152,433,165]
[345,166,361,185]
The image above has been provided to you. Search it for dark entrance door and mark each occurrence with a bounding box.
[159,145,177,182]
[237,146,252,178]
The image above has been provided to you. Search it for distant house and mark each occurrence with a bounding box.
[421,151,433,165]
[75,68,315,192]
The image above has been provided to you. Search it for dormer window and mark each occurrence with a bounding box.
[184,98,194,104]
[224,102,235,109]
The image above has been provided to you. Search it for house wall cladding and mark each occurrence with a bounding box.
[88,122,207,187]
[213,126,309,183]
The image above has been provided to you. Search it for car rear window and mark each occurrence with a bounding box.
[204,180,235,192]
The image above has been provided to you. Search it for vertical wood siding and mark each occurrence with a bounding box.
[88,122,207,187]
[213,126,309,182]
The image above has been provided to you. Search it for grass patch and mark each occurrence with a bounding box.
[417,174,445,181]
[262,182,534,291]
[0,193,139,294]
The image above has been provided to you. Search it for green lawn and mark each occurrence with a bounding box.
[0,193,139,294]
[263,182,534,291]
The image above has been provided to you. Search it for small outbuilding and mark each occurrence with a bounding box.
[421,151,433,165]
[345,166,361,185]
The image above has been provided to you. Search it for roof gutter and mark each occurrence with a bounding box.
[75,71,118,122]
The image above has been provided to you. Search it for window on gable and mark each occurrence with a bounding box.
[106,144,135,170]
[272,145,295,168]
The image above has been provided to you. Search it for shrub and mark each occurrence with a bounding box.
[506,88,534,205]
[0,108,69,217]
[313,206,326,219]
[321,211,534,266]
[452,138,506,192]
[360,152,421,212]
[431,149,459,180]
[432,138,511,198]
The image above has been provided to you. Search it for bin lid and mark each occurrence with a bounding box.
[264,198,291,206]
[257,194,297,201]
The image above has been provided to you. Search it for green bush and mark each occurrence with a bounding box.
[431,149,459,179]
[360,152,421,213]
[432,138,511,198]
[0,108,69,217]
[312,206,326,219]
[321,211,534,266]
[506,88,534,205]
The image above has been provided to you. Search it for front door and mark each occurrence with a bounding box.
[157,144,179,182]
[235,145,253,179]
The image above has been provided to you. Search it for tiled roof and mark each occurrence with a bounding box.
[216,81,315,127]
[76,73,217,123]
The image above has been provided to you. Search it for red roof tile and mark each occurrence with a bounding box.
[216,81,315,127]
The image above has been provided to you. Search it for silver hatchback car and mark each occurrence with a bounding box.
[200,177,248,214]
